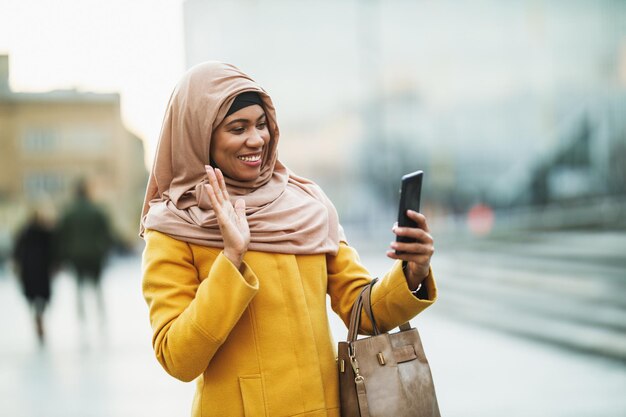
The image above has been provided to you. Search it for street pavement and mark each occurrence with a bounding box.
[431,230,626,361]
[1,231,625,417]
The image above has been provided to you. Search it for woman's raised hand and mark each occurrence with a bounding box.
[204,166,250,269]
[386,210,434,291]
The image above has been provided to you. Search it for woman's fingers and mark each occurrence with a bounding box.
[215,168,230,200]
[388,211,434,280]
[392,211,432,242]
[386,249,430,261]
[204,179,217,204]
[392,225,433,244]
[390,241,434,255]
[386,246,433,264]
[406,210,430,233]
[388,239,435,264]
[205,165,225,203]
[204,173,222,215]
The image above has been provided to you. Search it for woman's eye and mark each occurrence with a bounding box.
[257,122,267,129]
[231,127,245,134]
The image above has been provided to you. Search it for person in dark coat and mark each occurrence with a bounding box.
[57,180,113,320]
[13,210,56,344]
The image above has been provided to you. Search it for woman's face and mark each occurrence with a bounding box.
[210,104,270,182]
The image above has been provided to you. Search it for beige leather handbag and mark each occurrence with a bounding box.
[338,279,441,417]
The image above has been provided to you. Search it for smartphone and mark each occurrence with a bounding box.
[396,170,423,247]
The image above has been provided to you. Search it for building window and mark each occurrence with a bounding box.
[23,173,66,199]
[64,128,108,153]
[21,128,59,153]
[21,127,109,155]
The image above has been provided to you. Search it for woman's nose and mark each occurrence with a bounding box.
[246,130,265,147]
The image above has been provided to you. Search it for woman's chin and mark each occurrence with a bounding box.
[227,167,262,182]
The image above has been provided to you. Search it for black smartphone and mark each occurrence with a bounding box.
[396,170,423,248]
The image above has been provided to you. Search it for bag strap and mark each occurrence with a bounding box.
[362,280,413,332]
[348,278,413,342]
[347,282,370,342]
[361,279,381,335]
[356,377,370,417]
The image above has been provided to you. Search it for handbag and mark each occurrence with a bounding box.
[338,278,441,417]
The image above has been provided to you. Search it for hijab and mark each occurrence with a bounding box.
[140,61,344,255]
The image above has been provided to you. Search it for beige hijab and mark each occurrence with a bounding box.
[140,62,344,255]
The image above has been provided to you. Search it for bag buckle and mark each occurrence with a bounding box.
[349,344,365,383]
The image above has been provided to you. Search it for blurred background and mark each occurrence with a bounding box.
[1,0,625,416]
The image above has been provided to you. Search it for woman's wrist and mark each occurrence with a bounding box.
[402,261,429,291]
[224,249,245,271]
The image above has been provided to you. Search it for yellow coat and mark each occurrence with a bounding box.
[142,229,437,417]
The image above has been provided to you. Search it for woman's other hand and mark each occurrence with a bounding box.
[386,210,434,291]
[205,166,250,269]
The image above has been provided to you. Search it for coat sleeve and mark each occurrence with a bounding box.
[142,230,259,382]
[326,242,437,335]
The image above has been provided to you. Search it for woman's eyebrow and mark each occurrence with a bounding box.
[224,114,266,128]
[224,118,249,127]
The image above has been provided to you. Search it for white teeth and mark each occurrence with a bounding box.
[238,154,261,162]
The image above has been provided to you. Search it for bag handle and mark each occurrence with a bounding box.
[362,280,412,333]
[347,278,412,343]
[361,279,381,336]
[347,282,370,342]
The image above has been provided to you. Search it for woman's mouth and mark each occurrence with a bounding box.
[238,153,262,166]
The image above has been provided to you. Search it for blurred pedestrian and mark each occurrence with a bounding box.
[13,209,56,344]
[141,62,438,416]
[57,180,113,321]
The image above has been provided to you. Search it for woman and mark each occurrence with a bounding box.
[141,62,437,417]
[13,209,56,344]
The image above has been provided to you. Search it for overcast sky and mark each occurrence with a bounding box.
[0,0,186,165]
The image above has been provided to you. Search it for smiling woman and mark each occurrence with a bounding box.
[139,61,438,417]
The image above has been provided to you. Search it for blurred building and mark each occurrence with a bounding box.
[0,55,147,254]
[182,0,626,230]
[490,97,626,207]
[484,95,626,230]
